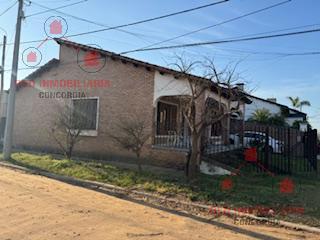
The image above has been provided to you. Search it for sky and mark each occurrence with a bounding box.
[0,0,319,129]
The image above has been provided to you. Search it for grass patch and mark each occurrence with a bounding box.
[2,152,320,227]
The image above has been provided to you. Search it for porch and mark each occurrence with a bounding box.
[153,96,242,153]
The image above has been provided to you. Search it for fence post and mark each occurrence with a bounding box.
[315,130,318,174]
[307,129,311,172]
[265,126,269,170]
[310,129,318,173]
[287,128,291,175]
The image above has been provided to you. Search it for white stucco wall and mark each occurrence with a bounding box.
[245,97,305,125]
[285,116,304,126]
[245,98,280,120]
[205,90,245,119]
[154,71,246,119]
[153,71,191,105]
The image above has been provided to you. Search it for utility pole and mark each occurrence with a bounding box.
[3,0,24,160]
[1,35,6,92]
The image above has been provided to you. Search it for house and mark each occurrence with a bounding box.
[244,93,307,127]
[10,39,250,169]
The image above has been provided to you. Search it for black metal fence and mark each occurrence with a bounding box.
[153,120,318,175]
[204,122,318,175]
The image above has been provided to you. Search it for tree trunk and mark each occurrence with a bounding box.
[66,145,73,160]
[187,133,202,179]
[136,153,142,172]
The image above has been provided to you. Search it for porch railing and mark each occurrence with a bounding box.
[154,135,191,150]
[153,134,241,154]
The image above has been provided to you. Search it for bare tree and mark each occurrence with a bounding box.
[172,56,245,179]
[50,101,87,160]
[108,118,150,172]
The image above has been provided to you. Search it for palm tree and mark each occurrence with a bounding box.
[249,108,271,123]
[287,96,311,111]
[249,109,287,126]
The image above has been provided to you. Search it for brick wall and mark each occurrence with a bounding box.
[13,44,187,169]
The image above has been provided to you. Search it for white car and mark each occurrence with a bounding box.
[230,131,284,154]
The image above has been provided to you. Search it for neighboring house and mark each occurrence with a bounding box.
[244,93,307,126]
[9,39,250,169]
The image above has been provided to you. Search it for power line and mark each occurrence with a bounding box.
[0,0,17,17]
[180,23,320,57]
[120,28,320,53]
[124,0,292,53]
[211,23,320,42]
[281,51,320,56]
[4,49,320,74]
[0,0,229,46]
[1,22,318,49]
[203,42,320,56]
[24,0,88,18]
[47,0,230,38]
[25,0,150,41]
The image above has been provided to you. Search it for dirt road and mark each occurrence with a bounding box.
[0,167,317,240]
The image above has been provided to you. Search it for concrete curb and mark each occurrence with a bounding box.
[1,161,320,234]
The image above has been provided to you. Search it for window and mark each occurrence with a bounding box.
[72,98,98,131]
[157,101,177,135]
